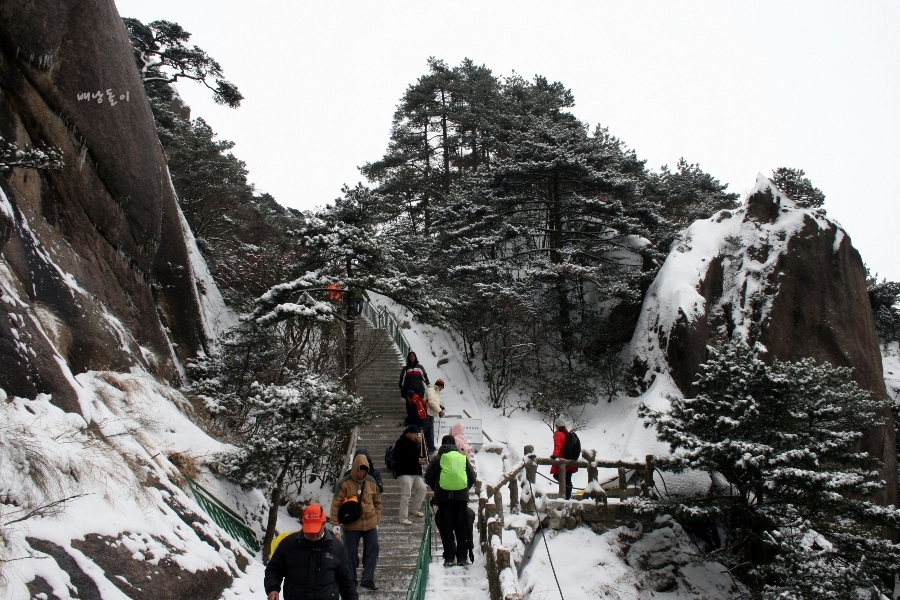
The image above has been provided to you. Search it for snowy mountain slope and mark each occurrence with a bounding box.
[0,371,270,600]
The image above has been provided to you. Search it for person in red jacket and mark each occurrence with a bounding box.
[550,423,578,500]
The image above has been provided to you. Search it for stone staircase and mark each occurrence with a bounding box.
[352,317,427,598]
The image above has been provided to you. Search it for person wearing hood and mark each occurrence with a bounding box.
[342,448,383,494]
[399,351,429,398]
[449,422,474,462]
[424,435,476,567]
[331,454,382,591]
[264,504,357,600]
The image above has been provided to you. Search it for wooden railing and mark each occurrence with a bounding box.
[475,446,659,600]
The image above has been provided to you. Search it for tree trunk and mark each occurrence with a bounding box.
[344,259,356,394]
[548,174,573,361]
[262,458,292,563]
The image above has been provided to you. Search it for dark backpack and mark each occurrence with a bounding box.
[563,430,581,460]
[384,444,396,476]
[338,495,362,524]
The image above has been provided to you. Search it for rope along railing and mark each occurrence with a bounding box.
[184,475,261,553]
[406,499,433,600]
[361,300,411,358]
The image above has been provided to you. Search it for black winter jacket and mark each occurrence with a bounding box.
[399,362,429,397]
[264,530,357,600]
[392,434,426,477]
[424,442,476,503]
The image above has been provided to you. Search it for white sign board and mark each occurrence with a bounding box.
[437,417,483,445]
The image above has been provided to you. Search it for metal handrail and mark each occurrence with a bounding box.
[361,300,411,358]
[406,500,433,600]
[184,475,261,553]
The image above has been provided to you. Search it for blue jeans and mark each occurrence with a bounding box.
[342,528,379,586]
[422,417,435,453]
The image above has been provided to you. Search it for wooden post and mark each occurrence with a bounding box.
[494,488,504,528]
[524,445,534,455]
[644,455,655,497]
[587,462,598,488]
[618,467,628,502]
[496,546,511,570]
[488,518,502,541]
[525,457,537,485]
[509,478,519,514]
[558,462,567,499]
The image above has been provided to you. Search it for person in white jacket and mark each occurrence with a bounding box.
[422,379,445,453]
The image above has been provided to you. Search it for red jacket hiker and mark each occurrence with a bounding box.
[550,427,578,475]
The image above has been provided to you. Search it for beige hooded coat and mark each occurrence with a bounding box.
[331,453,382,531]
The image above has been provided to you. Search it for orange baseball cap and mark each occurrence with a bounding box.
[302,504,328,534]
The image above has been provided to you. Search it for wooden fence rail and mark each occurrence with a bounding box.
[476,447,660,600]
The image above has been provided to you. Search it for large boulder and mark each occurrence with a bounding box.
[630,173,897,506]
[0,0,226,411]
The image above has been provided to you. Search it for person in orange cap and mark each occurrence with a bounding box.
[264,504,358,600]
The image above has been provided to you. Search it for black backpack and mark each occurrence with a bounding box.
[384,444,396,476]
[338,495,362,524]
[563,430,581,460]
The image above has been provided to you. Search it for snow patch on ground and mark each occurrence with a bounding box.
[0,371,265,600]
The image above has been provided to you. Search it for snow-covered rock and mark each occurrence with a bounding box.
[629,173,896,506]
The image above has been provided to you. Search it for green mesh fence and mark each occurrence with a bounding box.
[406,500,433,600]
[184,475,261,553]
[361,301,411,358]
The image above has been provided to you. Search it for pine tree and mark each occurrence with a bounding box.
[122,18,243,108]
[249,185,429,391]
[216,374,367,561]
[771,167,826,208]
[868,279,900,345]
[637,343,900,598]
[646,157,739,234]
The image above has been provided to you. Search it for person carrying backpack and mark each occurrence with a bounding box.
[330,454,382,591]
[341,448,383,494]
[550,422,580,500]
[424,435,476,567]
[391,425,428,525]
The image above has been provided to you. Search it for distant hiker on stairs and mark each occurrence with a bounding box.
[331,454,382,591]
[399,351,429,399]
[391,424,428,525]
[425,435,476,567]
[423,379,446,453]
[265,504,358,600]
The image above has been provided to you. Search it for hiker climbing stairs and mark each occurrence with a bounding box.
[353,316,425,598]
[424,498,490,600]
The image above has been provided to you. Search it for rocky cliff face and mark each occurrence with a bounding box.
[629,174,897,506]
[0,0,227,413]
[0,4,250,597]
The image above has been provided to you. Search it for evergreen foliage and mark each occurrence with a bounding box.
[868,279,900,345]
[0,135,64,172]
[645,158,739,234]
[637,343,900,598]
[771,167,826,208]
[122,18,243,108]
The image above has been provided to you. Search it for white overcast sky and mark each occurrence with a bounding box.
[114,0,899,281]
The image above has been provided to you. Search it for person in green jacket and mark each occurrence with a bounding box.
[424,435,475,567]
